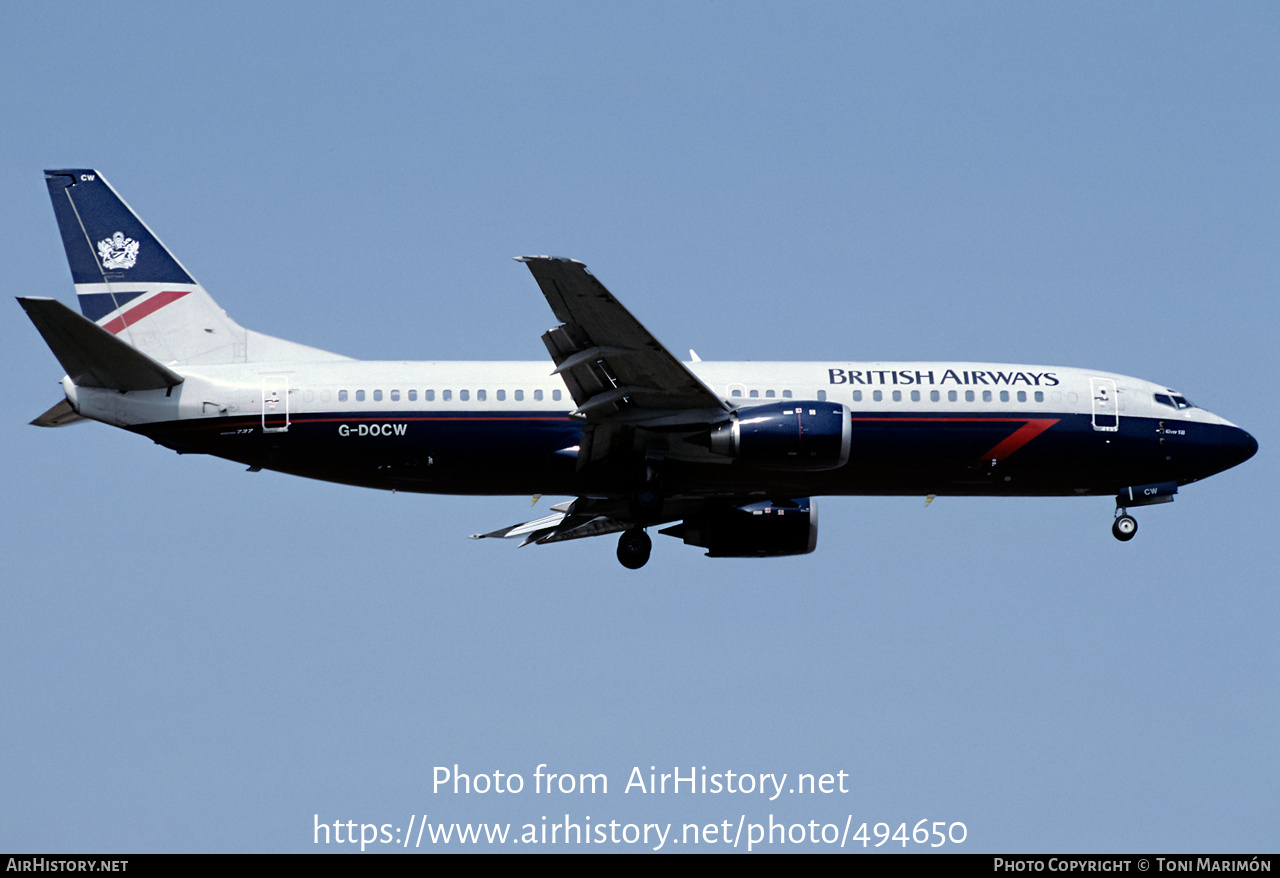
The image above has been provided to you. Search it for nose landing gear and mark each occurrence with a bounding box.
[1112,510,1138,542]
[617,529,652,569]
[1110,482,1178,542]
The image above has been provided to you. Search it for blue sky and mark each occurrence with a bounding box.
[2,2,1276,853]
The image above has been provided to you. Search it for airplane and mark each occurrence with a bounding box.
[20,169,1258,569]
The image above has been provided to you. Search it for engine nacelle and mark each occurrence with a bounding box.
[660,498,818,558]
[705,401,851,470]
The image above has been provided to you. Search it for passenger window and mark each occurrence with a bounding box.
[1017,391,1027,403]
[496,389,505,401]
[948,390,958,402]
[891,390,901,402]
[765,389,775,398]
[477,390,486,401]
[426,389,435,401]
[391,389,400,402]
[408,390,417,401]
[749,389,759,398]
[782,390,792,398]
[817,390,827,401]
[930,390,940,402]
[356,390,365,402]
[442,390,451,401]
[911,390,921,402]
[965,390,975,402]
[1034,391,1044,403]
[983,390,993,403]
[1000,390,1010,403]
[873,390,883,402]
[852,390,862,402]
[339,390,348,402]
[373,389,383,402]
[515,389,524,401]
[534,389,543,401]
[460,390,470,401]
[553,389,562,401]
[731,389,742,398]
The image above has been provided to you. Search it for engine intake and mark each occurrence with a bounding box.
[703,401,851,470]
[660,498,818,558]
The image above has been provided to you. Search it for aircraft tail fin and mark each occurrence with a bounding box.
[43,169,251,365]
[42,170,348,366]
[18,296,184,391]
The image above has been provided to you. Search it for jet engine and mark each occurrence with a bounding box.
[699,401,851,470]
[660,498,818,557]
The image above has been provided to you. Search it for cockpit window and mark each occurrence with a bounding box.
[1155,392,1195,410]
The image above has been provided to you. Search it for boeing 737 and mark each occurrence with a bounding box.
[20,170,1258,568]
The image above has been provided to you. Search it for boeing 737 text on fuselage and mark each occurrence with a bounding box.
[20,170,1257,568]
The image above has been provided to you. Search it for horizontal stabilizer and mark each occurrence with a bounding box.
[31,398,86,427]
[18,297,183,390]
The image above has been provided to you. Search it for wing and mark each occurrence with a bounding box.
[470,500,633,547]
[517,256,730,427]
[475,258,746,555]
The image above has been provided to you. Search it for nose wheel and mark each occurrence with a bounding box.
[617,529,652,569]
[1112,510,1138,542]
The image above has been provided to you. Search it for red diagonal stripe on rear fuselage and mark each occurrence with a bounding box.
[980,418,1059,460]
[851,416,1062,461]
[102,290,190,334]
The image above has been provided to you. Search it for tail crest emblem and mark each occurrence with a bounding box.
[97,232,140,270]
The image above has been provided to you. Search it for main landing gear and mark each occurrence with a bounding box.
[1112,509,1138,542]
[617,529,652,569]
[618,457,661,568]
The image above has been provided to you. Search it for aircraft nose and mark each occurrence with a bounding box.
[1230,426,1259,468]
[1179,422,1258,480]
